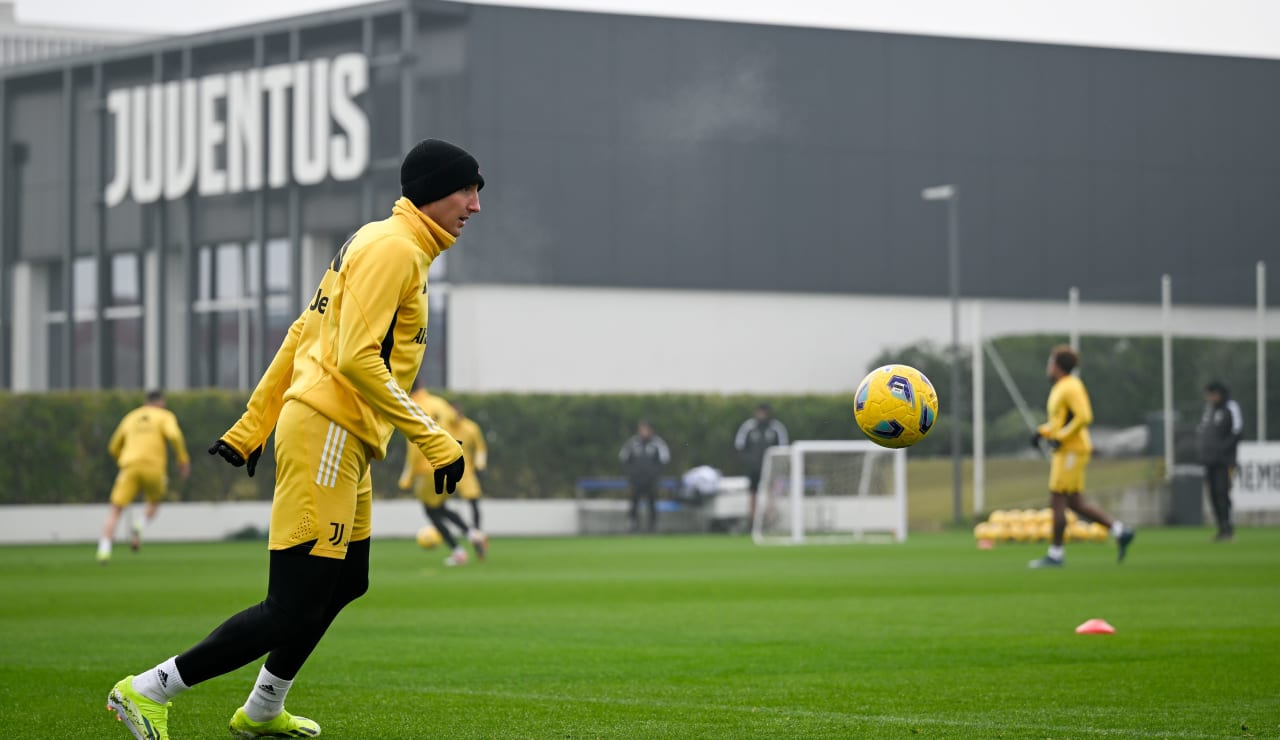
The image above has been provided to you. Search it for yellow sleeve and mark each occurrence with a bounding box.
[107,417,126,460]
[1053,381,1094,442]
[165,412,190,465]
[472,423,488,471]
[220,312,306,457]
[335,241,460,469]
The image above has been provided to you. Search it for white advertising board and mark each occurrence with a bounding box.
[1234,442,1280,512]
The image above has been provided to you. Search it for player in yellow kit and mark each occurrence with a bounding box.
[398,387,485,565]
[107,139,484,740]
[97,390,190,563]
[448,401,489,539]
[1028,345,1135,568]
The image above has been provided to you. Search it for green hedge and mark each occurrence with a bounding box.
[4,332,1274,505]
[0,391,864,504]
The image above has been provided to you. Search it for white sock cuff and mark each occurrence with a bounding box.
[244,665,294,722]
[1111,521,1125,537]
[134,656,189,703]
[257,665,293,690]
[1047,545,1065,560]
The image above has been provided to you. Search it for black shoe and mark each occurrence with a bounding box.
[1213,531,1234,543]
[1117,528,1135,562]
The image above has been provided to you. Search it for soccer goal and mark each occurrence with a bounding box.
[752,440,907,545]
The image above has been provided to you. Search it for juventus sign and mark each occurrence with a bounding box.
[104,52,370,207]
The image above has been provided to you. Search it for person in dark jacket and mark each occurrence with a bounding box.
[735,403,789,526]
[619,420,671,532]
[1198,380,1244,542]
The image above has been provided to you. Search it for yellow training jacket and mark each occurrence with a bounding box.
[219,198,462,468]
[1039,374,1093,454]
[109,405,189,470]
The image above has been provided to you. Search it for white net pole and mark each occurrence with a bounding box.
[857,452,875,496]
[789,445,804,544]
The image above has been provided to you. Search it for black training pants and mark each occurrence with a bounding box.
[629,482,657,532]
[1204,463,1234,534]
[424,504,469,549]
[175,538,370,685]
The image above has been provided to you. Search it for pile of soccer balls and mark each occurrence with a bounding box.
[974,509,1109,544]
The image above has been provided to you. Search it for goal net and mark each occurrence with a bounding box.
[752,440,907,544]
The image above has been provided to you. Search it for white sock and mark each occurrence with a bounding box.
[97,537,112,557]
[1111,521,1126,537]
[244,666,293,722]
[132,656,189,704]
[1048,545,1065,561]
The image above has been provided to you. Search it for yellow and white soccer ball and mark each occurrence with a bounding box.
[416,525,442,549]
[853,364,940,449]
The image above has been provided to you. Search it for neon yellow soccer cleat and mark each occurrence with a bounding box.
[229,707,320,738]
[106,675,169,740]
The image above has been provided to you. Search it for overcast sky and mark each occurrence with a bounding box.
[19,0,1280,61]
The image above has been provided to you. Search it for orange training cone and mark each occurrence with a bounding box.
[1075,618,1116,634]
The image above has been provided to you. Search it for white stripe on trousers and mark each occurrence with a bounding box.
[315,423,337,486]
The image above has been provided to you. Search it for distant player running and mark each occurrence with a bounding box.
[98,390,190,563]
[447,401,489,539]
[1028,345,1135,568]
[106,139,482,740]
[399,388,486,566]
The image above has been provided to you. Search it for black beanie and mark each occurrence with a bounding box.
[400,139,485,206]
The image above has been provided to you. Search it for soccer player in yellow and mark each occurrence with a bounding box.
[1028,345,1135,568]
[107,139,483,740]
[398,387,485,565]
[448,401,489,539]
[97,390,190,563]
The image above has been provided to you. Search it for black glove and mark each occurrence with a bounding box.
[1028,432,1043,449]
[208,439,264,477]
[433,442,466,494]
[1046,438,1062,452]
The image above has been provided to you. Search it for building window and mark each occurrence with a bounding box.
[192,239,292,389]
[46,257,98,389]
[46,254,146,389]
[107,253,144,389]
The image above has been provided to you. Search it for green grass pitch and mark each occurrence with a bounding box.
[1,529,1278,738]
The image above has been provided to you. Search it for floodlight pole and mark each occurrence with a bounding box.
[1161,275,1174,481]
[1068,287,1080,352]
[1259,261,1267,442]
[922,184,963,525]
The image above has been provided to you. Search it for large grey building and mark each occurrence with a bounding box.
[0,2,155,68]
[0,0,1276,393]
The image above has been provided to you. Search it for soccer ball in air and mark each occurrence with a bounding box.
[852,364,940,449]
[416,525,443,549]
